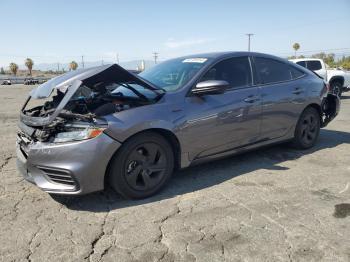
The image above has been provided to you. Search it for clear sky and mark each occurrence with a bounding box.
[0,0,349,67]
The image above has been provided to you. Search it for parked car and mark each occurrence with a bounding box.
[1,79,12,85]
[24,78,39,85]
[290,58,350,96]
[16,52,339,199]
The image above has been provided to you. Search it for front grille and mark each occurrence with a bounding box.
[17,133,31,159]
[38,167,77,187]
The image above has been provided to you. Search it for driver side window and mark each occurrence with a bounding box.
[200,56,252,89]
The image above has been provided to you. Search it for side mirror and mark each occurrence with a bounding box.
[191,80,229,96]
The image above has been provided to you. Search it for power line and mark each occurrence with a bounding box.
[1,47,350,67]
[275,47,350,56]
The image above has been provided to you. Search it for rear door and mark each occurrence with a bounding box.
[254,56,307,140]
[182,56,262,159]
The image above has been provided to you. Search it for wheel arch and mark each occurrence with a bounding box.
[301,103,323,127]
[145,128,182,170]
[306,103,322,117]
[104,128,182,188]
[329,75,344,87]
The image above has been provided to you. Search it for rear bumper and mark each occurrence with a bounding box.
[321,94,340,127]
[16,133,121,195]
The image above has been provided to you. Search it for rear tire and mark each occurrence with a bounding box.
[331,81,342,97]
[292,107,320,149]
[108,132,174,199]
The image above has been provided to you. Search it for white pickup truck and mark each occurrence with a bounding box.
[290,58,350,96]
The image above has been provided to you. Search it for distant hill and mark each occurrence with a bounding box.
[12,60,156,72]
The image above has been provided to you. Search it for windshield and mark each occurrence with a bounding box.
[139,57,209,91]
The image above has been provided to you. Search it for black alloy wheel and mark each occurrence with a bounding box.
[292,107,320,149]
[125,142,167,191]
[300,114,318,145]
[109,132,174,199]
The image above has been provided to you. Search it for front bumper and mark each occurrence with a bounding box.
[16,133,121,195]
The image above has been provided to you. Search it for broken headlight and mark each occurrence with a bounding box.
[53,126,105,143]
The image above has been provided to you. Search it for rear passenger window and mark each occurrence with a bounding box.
[200,56,252,89]
[255,57,292,84]
[289,66,305,79]
[307,60,322,71]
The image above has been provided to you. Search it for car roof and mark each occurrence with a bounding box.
[169,51,289,62]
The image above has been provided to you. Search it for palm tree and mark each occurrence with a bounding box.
[9,63,18,76]
[293,43,300,58]
[69,61,78,71]
[25,58,34,76]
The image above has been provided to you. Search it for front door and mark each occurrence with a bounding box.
[179,56,262,160]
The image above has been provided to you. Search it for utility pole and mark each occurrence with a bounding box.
[153,52,159,64]
[101,59,104,65]
[246,34,254,52]
[81,55,85,68]
[116,53,119,64]
[141,60,145,71]
[57,63,60,73]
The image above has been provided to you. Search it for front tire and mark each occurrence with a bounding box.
[292,107,320,149]
[108,132,174,199]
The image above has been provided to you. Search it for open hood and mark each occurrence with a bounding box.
[21,64,160,127]
[30,64,158,99]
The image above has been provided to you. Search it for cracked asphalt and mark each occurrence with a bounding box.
[1,85,350,262]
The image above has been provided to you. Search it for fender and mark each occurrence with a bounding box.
[104,118,190,168]
[104,118,177,143]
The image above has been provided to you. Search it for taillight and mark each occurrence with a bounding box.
[325,83,330,93]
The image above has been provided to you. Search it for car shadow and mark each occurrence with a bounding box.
[341,94,350,100]
[53,129,350,212]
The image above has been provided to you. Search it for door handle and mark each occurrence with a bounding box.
[244,95,259,103]
[292,88,304,95]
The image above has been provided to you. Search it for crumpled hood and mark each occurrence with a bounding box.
[30,64,158,99]
[21,64,159,127]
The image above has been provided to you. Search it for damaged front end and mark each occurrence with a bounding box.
[19,64,163,143]
[16,64,163,194]
[19,79,108,144]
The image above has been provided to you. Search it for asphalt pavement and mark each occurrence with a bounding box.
[0,85,349,262]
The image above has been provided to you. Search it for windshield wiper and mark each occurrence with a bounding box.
[118,83,149,101]
[154,86,166,93]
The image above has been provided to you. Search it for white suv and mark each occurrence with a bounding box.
[290,58,350,96]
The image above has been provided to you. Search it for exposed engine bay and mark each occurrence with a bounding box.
[19,64,163,143]
[21,85,160,142]
[24,85,156,118]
